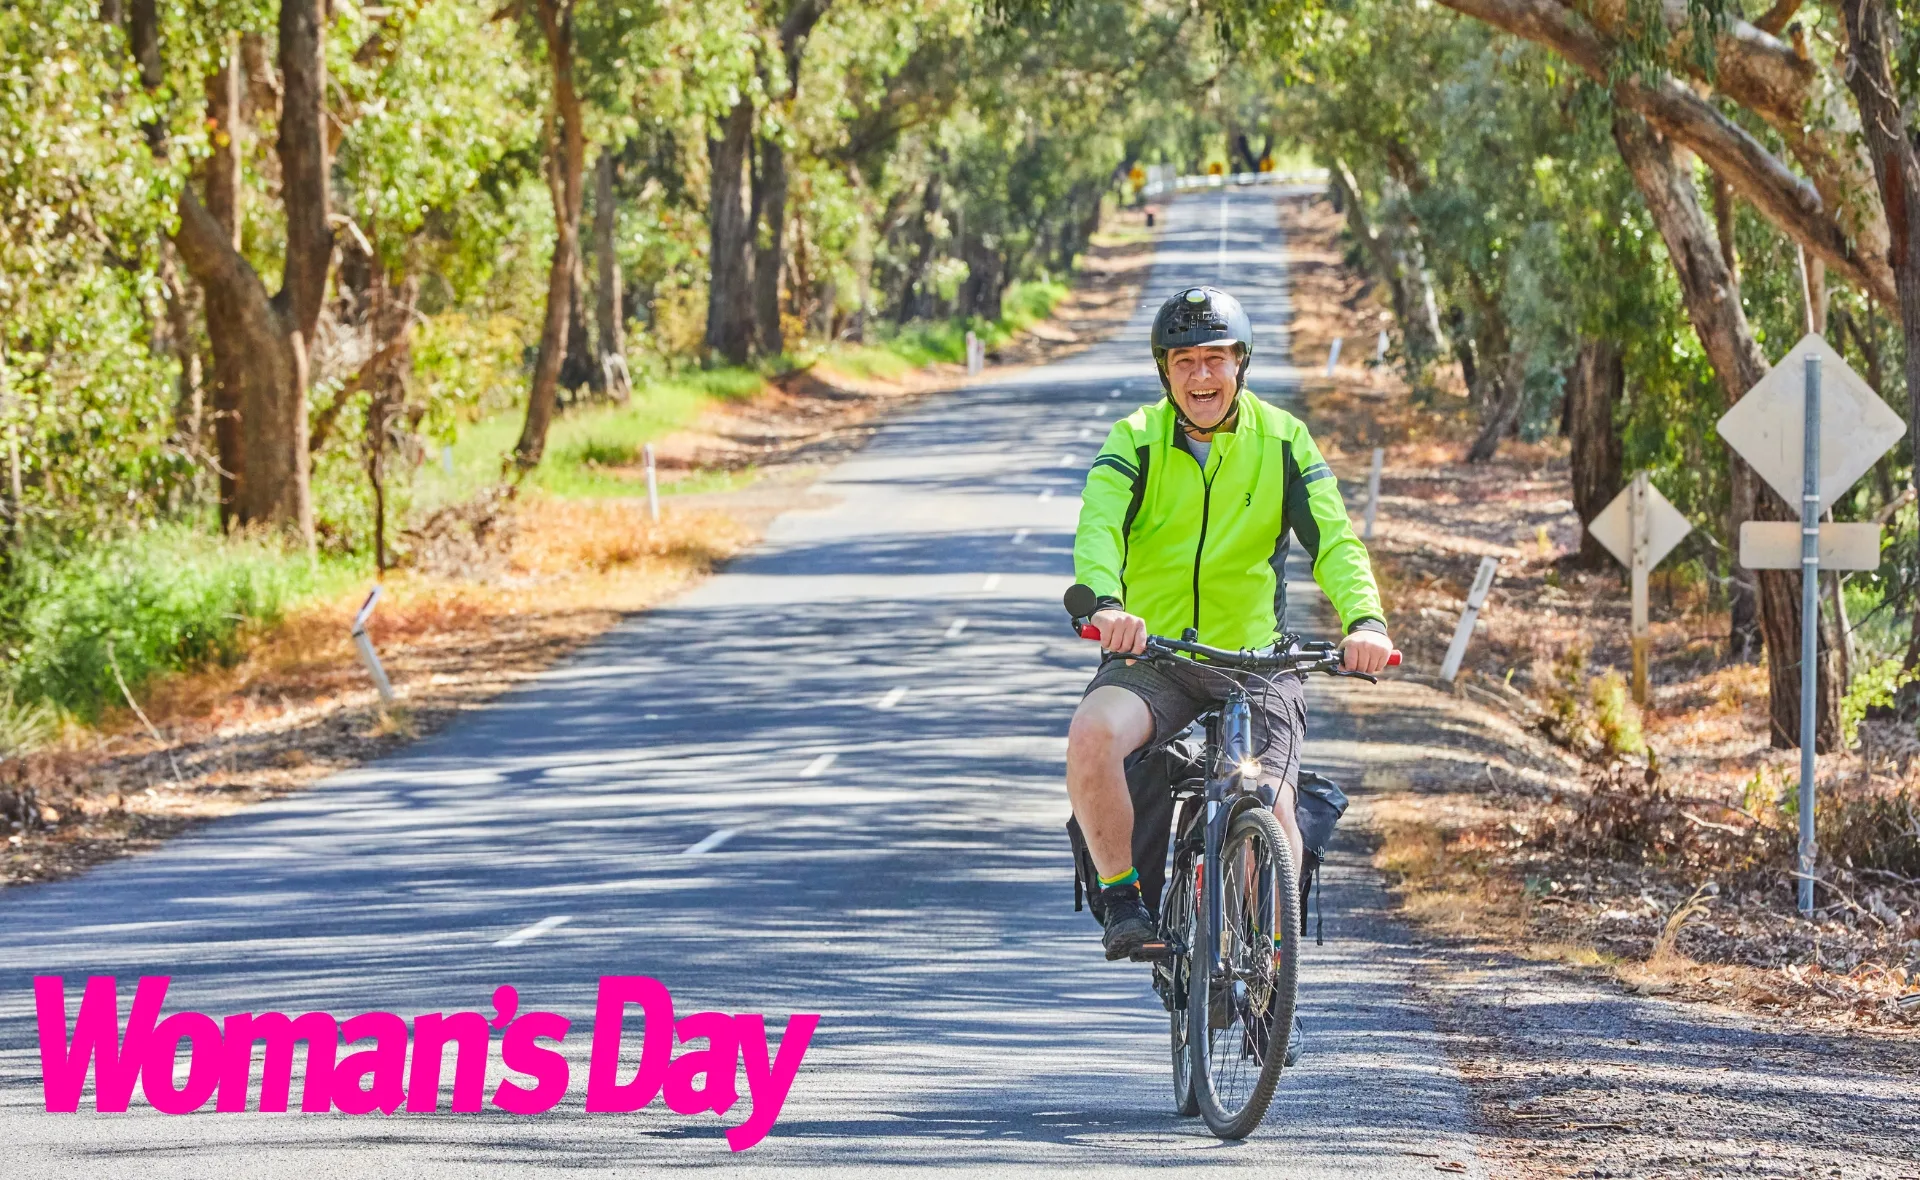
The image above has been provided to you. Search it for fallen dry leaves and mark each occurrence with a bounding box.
[1278,193,1920,1032]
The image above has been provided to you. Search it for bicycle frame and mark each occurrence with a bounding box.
[1199,685,1261,986]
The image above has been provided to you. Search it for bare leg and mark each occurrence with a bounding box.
[1066,686,1155,879]
[1269,777,1305,873]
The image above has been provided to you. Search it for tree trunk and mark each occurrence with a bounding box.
[558,245,597,393]
[753,136,789,356]
[1466,350,1528,462]
[704,97,756,366]
[133,0,322,544]
[1839,0,1920,684]
[592,149,629,402]
[515,0,587,469]
[1613,112,1838,749]
[1566,338,1625,567]
[896,172,943,324]
[201,35,244,525]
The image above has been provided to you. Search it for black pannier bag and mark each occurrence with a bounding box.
[1294,770,1349,942]
[1066,733,1203,925]
[1069,754,1350,943]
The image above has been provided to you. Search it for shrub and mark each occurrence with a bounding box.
[0,529,342,721]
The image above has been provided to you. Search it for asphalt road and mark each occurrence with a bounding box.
[0,185,1485,1177]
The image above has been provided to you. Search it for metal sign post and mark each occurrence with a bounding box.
[1716,332,1907,918]
[1797,354,1820,917]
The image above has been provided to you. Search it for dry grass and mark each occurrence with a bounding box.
[1279,192,1920,1030]
[0,216,1159,892]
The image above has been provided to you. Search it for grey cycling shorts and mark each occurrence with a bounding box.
[1084,655,1306,786]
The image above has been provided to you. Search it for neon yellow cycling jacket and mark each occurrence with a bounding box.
[1073,391,1386,650]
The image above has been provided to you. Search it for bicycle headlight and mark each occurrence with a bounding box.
[1237,758,1262,780]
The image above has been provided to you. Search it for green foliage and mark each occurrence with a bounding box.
[1840,656,1917,748]
[0,529,349,721]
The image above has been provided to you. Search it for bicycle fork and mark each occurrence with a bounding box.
[1200,688,1255,986]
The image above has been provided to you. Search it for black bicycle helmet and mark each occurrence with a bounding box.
[1150,286,1253,396]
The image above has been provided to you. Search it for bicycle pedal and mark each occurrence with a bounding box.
[1128,939,1184,962]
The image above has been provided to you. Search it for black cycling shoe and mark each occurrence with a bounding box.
[1099,883,1156,961]
[1283,1014,1305,1067]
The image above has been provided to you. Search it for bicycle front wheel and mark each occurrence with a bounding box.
[1188,805,1300,1140]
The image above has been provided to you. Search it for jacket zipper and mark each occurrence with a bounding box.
[1190,452,1215,635]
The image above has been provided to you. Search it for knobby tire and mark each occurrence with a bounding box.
[1188,805,1299,1140]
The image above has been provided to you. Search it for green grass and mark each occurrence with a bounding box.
[0,528,357,724]
[411,368,767,508]
[823,279,1070,376]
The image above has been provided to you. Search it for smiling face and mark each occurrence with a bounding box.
[1164,342,1242,433]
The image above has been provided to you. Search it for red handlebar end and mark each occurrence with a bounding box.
[1079,624,1102,641]
[1387,650,1402,667]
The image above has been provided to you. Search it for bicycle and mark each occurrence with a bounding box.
[1063,583,1398,1140]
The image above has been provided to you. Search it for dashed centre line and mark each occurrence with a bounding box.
[1038,488,1054,502]
[682,828,737,856]
[1058,453,1077,467]
[875,686,907,710]
[944,617,969,639]
[493,914,572,948]
[1012,528,1030,544]
[800,752,837,778]
[981,574,1001,591]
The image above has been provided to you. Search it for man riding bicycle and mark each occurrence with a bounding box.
[1067,287,1393,1057]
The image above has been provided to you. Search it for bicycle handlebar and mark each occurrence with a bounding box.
[1064,585,1400,682]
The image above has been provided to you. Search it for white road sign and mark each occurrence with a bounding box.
[1738,521,1883,570]
[1716,333,1905,506]
[1586,477,1691,570]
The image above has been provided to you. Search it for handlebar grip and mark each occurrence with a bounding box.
[1387,650,1402,667]
[1079,624,1102,640]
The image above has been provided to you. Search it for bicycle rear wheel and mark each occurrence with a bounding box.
[1188,805,1299,1140]
[1164,851,1198,1116]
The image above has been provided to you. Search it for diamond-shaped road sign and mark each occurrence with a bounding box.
[1587,477,1692,570]
[1716,333,1905,506]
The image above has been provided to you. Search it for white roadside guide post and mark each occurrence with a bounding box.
[1438,555,1501,682]
[642,443,660,523]
[1324,337,1342,377]
[1585,471,1693,704]
[351,586,395,705]
[1362,447,1384,540]
[1715,332,1906,916]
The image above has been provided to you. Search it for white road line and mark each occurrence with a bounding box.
[1108,388,1121,398]
[944,617,969,639]
[1058,453,1077,467]
[1038,488,1054,502]
[875,686,907,710]
[493,914,572,948]
[1218,193,1229,277]
[982,574,1001,591]
[1012,528,1030,544]
[800,752,837,778]
[682,828,737,856]
[1078,427,1092,440]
